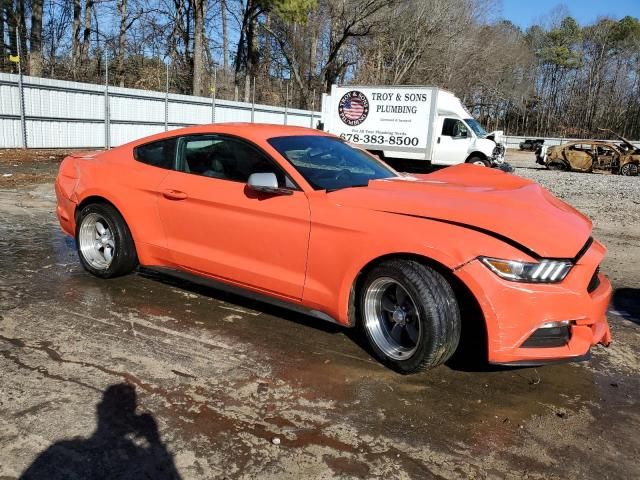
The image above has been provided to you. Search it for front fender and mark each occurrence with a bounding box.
[302,199,534,326]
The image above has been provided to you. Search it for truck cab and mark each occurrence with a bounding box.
[432,115,504,166]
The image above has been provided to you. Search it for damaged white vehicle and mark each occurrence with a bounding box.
[322,85,509,170]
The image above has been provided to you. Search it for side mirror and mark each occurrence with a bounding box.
[457,129,468,139]
[247,172,292,195]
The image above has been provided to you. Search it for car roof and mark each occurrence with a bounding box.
[562,140,618,147]
[130,123,332,147]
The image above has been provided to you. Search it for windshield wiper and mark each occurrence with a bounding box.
[325,183,369,193]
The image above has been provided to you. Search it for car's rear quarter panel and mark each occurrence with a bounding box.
[59,147,173,266]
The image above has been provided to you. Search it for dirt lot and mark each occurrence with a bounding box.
[0,149,638,479]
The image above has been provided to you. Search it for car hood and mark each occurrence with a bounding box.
[329,164,592,258]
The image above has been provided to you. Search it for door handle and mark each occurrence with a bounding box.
[162,189,188,200]
[437,137,441,144]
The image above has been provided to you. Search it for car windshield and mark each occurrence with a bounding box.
[464,118,488,137]
[268,135,397,191]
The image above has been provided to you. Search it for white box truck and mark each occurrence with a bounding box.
[321,85,506,168]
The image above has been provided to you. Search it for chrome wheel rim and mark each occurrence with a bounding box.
[364,277,421,360]
[79,213,115,270]
[472,160,486,166]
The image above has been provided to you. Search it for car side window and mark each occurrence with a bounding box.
[133,138,177,169]
[178,135,294,188]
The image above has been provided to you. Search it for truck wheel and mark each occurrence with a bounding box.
[76,203,138,278]
[359,260,461,373]
[467,156,490,167]
[620,163,639,176]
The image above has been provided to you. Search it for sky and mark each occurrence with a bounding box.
[501,0,640,28]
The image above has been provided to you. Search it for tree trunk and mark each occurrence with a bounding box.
[116,0,127,86]
[221,0,228,71]
[29,0,44,77]
[81,0,94,66]
[71,0,82,76]
[0,0,6,72]
[16,0,27,73]
[234,0,260,99]
[191,0,206,96]
[6,1,17,73]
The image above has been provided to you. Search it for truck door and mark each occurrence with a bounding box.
[432,117,473,165]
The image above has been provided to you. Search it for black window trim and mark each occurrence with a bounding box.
[176,133,301,191]
[133,136,180,170]
[132,132,301,191]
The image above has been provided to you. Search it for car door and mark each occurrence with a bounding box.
[432,117,473,165]
[157,134,310,300]
[564,143,594,171]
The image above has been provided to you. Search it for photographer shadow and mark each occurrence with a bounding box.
[20,383,181,480]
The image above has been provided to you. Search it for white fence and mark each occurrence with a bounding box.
[503,135,640,150]
[2,73,637,151]
[0,73,320,149]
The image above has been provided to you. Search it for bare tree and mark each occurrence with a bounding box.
[29,0,44,76]
[192,0,206,95]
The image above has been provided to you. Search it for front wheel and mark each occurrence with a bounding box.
[467,156,490,167]
[359,260,461,373]
[76,203,138,278]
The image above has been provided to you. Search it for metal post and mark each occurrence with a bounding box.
[16,28,27,149]
[310,89,316,128]
[164,63,169,131]
[211,65,217,123]
[104,51,111,149]
[250,77,255,123]
[284,82,288,125]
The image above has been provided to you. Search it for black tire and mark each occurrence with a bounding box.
[75,203,138,278]
[620,163,639,176]
[359,259,461,373]
[547,161,568,171]
[467,156,490,167]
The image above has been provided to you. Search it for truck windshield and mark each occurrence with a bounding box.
[465,118,488,137]
[268,135,397,191]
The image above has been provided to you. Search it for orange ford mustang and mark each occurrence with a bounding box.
[55,123,612,372]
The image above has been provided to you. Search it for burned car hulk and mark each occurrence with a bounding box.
[536,131,640,176]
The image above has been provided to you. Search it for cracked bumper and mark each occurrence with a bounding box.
[455,239,612,365]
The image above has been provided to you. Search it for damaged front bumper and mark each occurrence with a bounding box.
[490,143,506,166]
[454,238,612,366]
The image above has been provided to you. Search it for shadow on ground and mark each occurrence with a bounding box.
[139,268,505,374]
[612,288,640,325]
[19,383,181,480]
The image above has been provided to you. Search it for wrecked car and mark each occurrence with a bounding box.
[56,123,611,373]
[537,133,640,176]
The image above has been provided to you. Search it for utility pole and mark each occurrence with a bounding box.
[104,50,111,149]
[16,28,27,149]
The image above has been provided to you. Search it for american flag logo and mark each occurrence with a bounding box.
[338,91,369,126]
[342,98,365,120]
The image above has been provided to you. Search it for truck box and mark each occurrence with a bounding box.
[321,85,505,167]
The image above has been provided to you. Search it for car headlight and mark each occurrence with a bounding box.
[479,257,572,283]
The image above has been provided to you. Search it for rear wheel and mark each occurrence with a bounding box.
[548,161,568,171]
[359,260,461,373]
[76,203,138,278]
[620,163,639,176]
[467,156,490,167]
